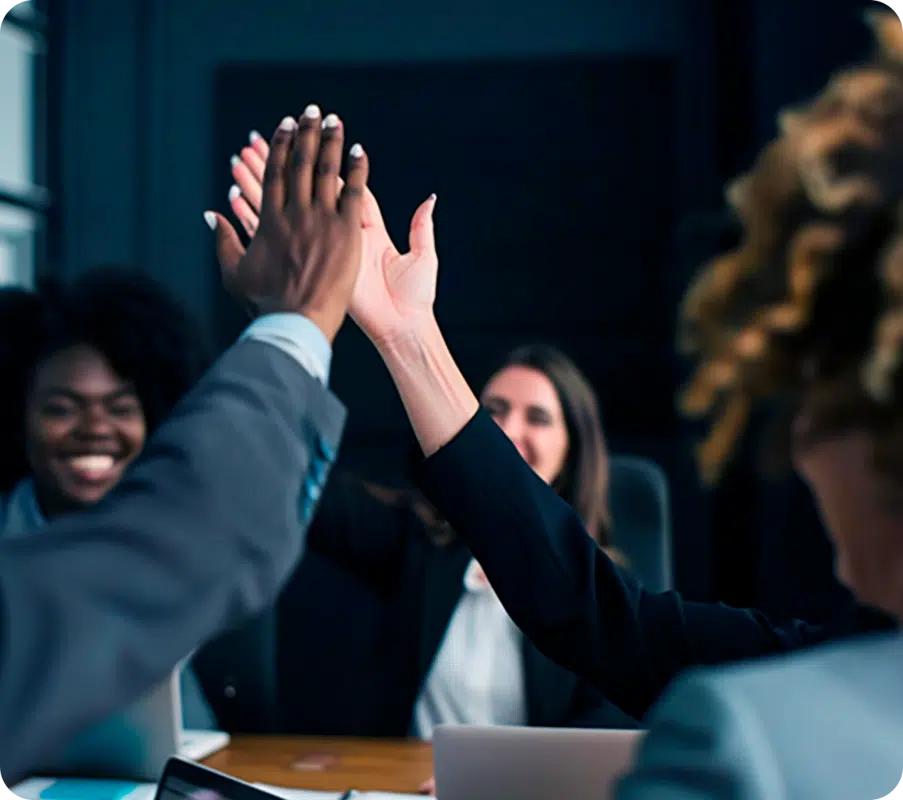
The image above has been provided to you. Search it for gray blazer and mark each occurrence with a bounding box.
[0,481,217,731]
[618,632,903,800]
[0,339,345,784]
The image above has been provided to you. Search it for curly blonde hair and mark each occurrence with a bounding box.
[680,11,903,485]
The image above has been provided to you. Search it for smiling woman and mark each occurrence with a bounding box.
[0,264,216,728]
[0,265,211,515]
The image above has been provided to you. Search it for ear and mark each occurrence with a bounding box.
[866,7,903,63]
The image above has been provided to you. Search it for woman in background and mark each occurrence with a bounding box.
[0,265,215,728]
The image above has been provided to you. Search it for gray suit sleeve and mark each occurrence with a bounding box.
[616,673,783,800]
[0,339,346,783]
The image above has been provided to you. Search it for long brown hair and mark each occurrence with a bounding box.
[364,344,614,549]
[494,344,613,545]
[679,11,903,491]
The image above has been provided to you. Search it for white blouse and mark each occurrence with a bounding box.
[413,559,527,740]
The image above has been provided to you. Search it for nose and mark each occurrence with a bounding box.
[497,415,529,461]
[75,404,116,439]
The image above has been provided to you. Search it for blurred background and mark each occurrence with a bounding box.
[0,0,878,617]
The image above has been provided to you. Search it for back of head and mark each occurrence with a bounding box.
[679,11,903,492]
[0,266,211,493]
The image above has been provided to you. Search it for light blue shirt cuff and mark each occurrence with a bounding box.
[241,313,332,385]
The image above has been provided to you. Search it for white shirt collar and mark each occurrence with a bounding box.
[463,559,492,594]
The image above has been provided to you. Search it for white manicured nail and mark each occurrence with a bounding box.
[322,113,340,129]
[203,212,217,230]
[278,116,297,131]
[228,185,241,202]
[249,130,262,144]
[304,104,321,119]
[349,143,364,158]
[230,154,240,168]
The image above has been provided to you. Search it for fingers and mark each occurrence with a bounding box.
[260,116,297,213]
[288,104,322,209]
[339,142,369,225]
[228,185,259,237]
[204,211,246,274]
[232,153,263,213]
[361,185,383,230]
[238,144,266,183]
[248,130,269,163]
[408,194,438,255]
[315,113,345,210]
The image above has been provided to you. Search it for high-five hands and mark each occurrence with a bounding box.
[224,130,440,348]
[204,105,368,343]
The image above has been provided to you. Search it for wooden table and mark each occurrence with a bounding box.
[202,736,433,794]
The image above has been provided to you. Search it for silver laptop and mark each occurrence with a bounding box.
[34,670,230,781]
[433,725,644,800]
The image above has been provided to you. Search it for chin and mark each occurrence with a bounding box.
[62,485,115,510]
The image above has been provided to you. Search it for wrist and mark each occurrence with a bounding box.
[369,313,442,360]
[300,307,345,345]
[373,314,479,457]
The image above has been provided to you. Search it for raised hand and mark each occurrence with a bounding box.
[205,106,368,343]
[226,133,439,347]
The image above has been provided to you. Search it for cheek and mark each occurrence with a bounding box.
[122,418,148,457]
[24,413,69,458]
[530,428,570,473]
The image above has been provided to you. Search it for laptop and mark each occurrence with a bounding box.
[154,757,276,800]
[34,670,230,782]
[433,725,644,800]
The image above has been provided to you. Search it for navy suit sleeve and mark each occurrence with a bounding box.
[417,409,894,720]
[305,475,412,596]
[0,339,345,783]
[564,679,641,730]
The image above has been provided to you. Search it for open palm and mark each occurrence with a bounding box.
[225,134,438,344]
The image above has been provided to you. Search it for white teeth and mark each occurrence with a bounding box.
[69,455,116,475]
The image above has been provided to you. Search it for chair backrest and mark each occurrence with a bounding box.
[608,455,673,592]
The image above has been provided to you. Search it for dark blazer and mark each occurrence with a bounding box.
[415,410,898,722]
[0,340,345,783]
[197,475,638,736]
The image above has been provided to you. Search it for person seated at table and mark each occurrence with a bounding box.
[218,131,896,737]
[0,265,216,728]
[300,344,638,739]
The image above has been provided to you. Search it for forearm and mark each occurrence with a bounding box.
[375,317,479,457]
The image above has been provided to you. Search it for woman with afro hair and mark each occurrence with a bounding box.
[0,265,217,728]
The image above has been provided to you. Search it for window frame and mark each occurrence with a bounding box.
[0,0,53,286]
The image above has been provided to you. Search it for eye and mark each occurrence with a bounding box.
[109,397,142,418]
[39,401,77,419]
[483,399,507,420]
[526,408,553,426]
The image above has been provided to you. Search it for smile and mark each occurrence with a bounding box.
[65,454,120,482]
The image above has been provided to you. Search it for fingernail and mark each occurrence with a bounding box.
[203,211,217,230]
[230,154,240,168]
[228,185,241,202]
[304,104,321,119]
[249,130,262,144]
[322,113,340,129]
[278,116,297,131]
[349,143,364,158]
[430,193,437,202]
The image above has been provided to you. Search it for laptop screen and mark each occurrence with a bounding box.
[153,759,271,800]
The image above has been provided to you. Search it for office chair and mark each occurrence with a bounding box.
[609,455,673,592]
